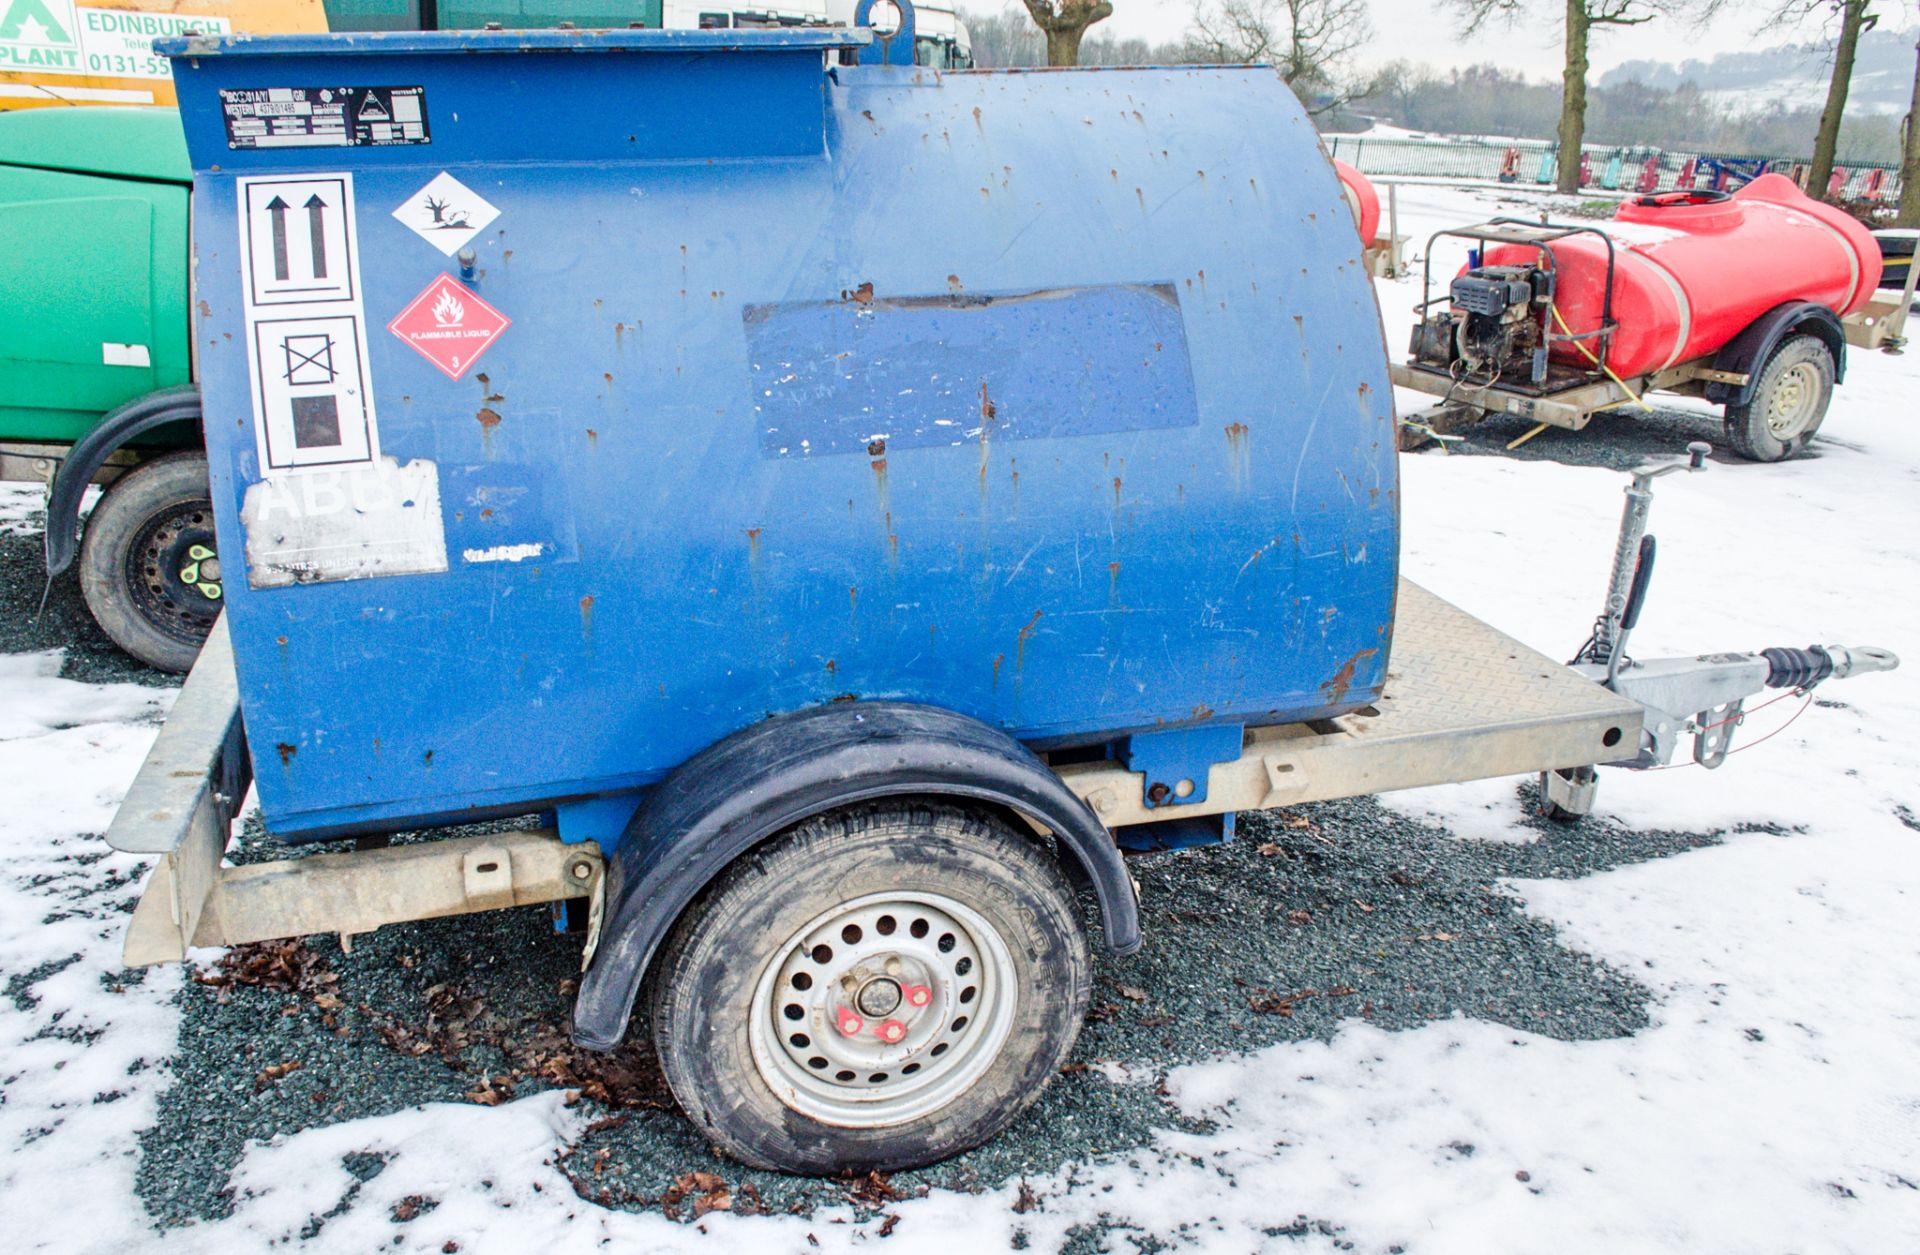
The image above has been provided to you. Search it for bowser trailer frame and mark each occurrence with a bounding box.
[102,441,1897,1173]
[110,442,1895,971]
[113,577,1649,968]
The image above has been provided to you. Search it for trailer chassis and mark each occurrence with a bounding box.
[106,446,1896,972]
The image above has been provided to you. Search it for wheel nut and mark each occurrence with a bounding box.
[835,1007,864,1036]
[877,1019,906,1044]
[902,983,932,1008]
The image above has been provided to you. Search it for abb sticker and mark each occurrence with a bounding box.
[387,273,510,380]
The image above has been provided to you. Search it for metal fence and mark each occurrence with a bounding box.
[1325,135,1905,204]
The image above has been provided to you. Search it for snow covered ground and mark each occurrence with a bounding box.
[2,183,1917,1252]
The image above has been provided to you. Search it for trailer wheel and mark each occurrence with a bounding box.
[647,801,1090,1174]
[77,451,220,673]
[1723,335,1833,462]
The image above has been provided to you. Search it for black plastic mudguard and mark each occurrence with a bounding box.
[44,384,202,578]
[570,701,1140,1051]
[1705,302,1846,410]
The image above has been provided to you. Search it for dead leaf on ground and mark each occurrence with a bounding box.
[254,1060,302,1089]
[391,1194,436,1222]
[194,939,337,1000]
[846,1169,901,1208]
[1248,988,1318,1017]
[463,1074,514,1106]
[663,1170,732,1219]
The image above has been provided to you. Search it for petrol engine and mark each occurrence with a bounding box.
[1409,262,1553,385]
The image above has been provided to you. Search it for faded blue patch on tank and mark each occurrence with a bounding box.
[744,283,1199,458]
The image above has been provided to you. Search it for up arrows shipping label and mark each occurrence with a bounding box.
[236,174,370,458]
[232,172,448,589]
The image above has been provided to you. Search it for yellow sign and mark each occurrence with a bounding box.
[0,0,326,110]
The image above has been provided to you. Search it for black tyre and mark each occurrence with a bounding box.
[77,451,221,673]
[1723,334,1834,462]
[648,801,1091,1174]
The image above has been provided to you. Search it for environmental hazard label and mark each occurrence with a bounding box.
[392,171,501,256]
[0,0,229,79]
[220,85,428,150]
[388,274,510,381]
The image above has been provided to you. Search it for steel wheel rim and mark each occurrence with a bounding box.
[1765,362,1821,440]
[126,498,222,644]
[748,890,1018,1128]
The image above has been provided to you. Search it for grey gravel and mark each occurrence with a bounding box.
[1414,397,1849,473]
[0,496,174,688]
[132,794,1737,1231]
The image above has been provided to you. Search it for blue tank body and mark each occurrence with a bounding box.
[161,28,1398,842]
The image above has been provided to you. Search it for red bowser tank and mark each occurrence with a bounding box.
[1332,157,1380,245]
[1485,175,1882,377]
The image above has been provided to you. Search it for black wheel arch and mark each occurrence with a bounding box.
[45,384,202,578]
[570,701,1141,1051]
[1705,302,1845,411]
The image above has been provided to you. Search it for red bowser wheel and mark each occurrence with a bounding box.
[646,801,1091,1174]
[1723,334,1834,462]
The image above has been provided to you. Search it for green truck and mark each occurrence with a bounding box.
[0,106,213,672]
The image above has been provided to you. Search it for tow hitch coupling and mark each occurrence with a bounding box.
[1542,442,1898,816]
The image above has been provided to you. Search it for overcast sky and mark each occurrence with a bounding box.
[1058,0,1919,77]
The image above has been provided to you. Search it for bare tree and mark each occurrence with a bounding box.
[1186,0,1375,112]
[1777,0,1881,196]
[1018,0,1114,66]
[1902,31,1919,227]
[1456,0,1687,194]
[966,8,1047,67]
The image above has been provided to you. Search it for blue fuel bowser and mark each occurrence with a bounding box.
[164,21,1397,844]
[153,10,1403,1171]
[124,12,1898,1174]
